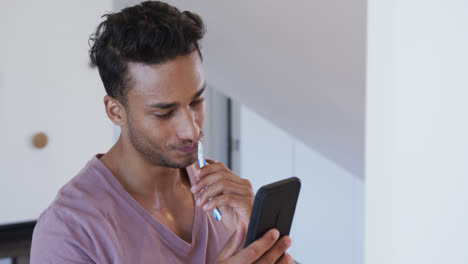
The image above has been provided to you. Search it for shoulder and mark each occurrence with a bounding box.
[30,205,97,263]
[30,156,116,263]
[43,156,115,222]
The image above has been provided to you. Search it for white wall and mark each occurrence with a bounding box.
[0,0,113,225]
[0,258,11,264]
[365,0,393,262]
[240,105,364,264]
[366,0,468,263]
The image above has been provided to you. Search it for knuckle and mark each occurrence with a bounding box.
[242,196,253,207]
[221,194,232,203]
[210,182,221,193]
[276,254,291,264]
[281,243,289,252]
[213,196,222,205]
[219,179,229,189]
[280,237,291,251]
[246,247,260,259]
[243,180,254,194]
[247,179,254,188]
[211,162,222,170]
[197,178,208,188]
[248,197,254,207]
[220,171,232,179]
[242,178,251,185]
[199,167,210,176]
[215,173,226,182]
[211,196,221,206]
[248,189,254,198]
[284,253,293,264]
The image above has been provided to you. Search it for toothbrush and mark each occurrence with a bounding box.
[198,142,222,221]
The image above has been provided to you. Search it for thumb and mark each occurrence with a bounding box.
[216,225,246,263]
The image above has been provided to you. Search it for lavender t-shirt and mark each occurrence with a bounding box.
[30,155,233,264]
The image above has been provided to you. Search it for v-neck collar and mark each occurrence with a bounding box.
[92,155,203,255]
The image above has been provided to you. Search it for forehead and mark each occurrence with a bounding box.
[126,52,204,101]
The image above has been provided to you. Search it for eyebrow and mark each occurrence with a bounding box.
[192,84,206,100]
[147,82,207,109]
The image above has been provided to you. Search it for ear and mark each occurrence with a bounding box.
[104,95,127,127]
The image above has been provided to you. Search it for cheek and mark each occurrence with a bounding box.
[126,109,174,148]
[135,116,169,141]
[139,115,159,132]
[147,119,172,138]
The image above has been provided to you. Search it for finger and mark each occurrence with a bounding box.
[230,229,280,263]
[205,158,219,164]
[186,160,222,182]
[196,180,252,206]
[255,236,292,264]
[191,171,249,194]
[191,172,226,194]
[276,253,294,264]
[202,193,253,212]
[215,225,247,262]
[193,169,251,193]
[197,162,231,179]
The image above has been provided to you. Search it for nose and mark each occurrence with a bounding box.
[176,108,200,142]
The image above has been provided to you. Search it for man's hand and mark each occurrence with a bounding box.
[216,227,293,264]
[190,159,254,232]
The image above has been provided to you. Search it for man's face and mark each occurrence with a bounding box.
[123,51,206,168]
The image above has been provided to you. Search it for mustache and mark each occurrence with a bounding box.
[169,132,204,149]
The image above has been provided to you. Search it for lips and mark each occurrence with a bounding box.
[176,142,198,154]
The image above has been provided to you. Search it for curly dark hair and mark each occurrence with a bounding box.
[89,1,206,105]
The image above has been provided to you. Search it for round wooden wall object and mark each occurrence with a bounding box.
[33,132,48,149]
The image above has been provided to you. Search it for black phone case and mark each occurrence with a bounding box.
[243,177,301,248]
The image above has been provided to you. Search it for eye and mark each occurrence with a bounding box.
[153,111,174,119]
[190,97,205,107]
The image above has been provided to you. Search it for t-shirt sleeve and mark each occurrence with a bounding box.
[30,209,96,264]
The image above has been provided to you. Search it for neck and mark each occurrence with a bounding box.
[100,135,191,208]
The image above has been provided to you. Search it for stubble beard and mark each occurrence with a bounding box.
[127,118,198,169]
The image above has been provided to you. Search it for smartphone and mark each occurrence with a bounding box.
[243,177,301,248]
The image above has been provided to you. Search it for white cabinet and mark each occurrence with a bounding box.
[0,0,113,225]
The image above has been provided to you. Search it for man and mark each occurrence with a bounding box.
[30,1,293,263]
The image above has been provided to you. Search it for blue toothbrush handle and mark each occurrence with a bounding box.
[198,153,222,221]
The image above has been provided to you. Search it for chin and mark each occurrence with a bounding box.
[179,154,198,168]
[158,154,197,169]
